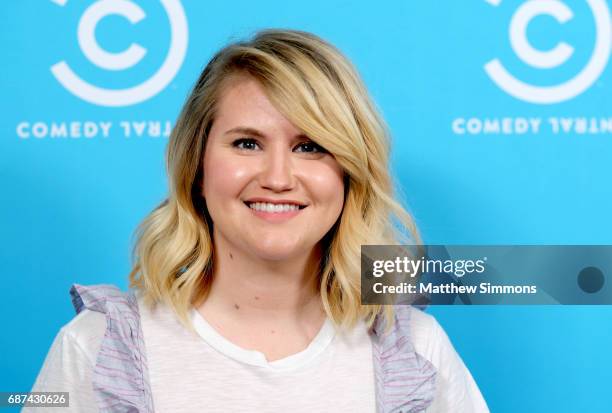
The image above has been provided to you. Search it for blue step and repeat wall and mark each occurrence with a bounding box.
[2,1,612,411]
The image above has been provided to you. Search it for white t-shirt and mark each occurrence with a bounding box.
[25,296,489,412]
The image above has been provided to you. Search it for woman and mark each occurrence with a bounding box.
[27,29,488,412]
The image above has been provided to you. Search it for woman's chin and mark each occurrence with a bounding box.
[247,243,306,262]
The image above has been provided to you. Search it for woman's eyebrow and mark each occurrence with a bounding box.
[223,126,310,140]
[224,126,266,138]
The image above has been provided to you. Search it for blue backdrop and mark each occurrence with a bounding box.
[2,1,612,411]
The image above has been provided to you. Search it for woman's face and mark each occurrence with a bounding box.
[202,75,345,262]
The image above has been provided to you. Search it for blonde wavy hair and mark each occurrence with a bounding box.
[128,29,420,334]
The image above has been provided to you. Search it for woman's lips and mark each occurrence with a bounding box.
[244,202,306,223]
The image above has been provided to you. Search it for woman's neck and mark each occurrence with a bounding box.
[199,230,325,325]
[194,231,328,361]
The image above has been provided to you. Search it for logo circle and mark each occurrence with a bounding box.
[484,0,611,104]
[50,0,188,107]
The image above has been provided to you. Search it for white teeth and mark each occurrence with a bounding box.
[248,202,301,213]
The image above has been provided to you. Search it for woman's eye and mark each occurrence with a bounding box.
[231,138,326,154]
[295,141,326,153]
[232,138,260,151]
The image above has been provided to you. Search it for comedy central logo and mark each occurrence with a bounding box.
[485,0,611,104]
[50,0,188,107]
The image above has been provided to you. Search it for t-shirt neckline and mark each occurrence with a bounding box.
[190,308,336,371]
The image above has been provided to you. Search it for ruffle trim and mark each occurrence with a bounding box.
[70,283,154,413]
[371,305,437,413]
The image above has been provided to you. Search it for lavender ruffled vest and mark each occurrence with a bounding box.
[70,284,436,412]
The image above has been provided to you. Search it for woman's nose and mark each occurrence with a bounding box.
[258,145,295,192]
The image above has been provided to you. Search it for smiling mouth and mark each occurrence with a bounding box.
[244,201,308,212]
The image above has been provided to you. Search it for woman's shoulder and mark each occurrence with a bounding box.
[405,306,490,412]
[405,306,467,372]
[405,306,442,357]
[59,308,107,364]
[63,283,142,362]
